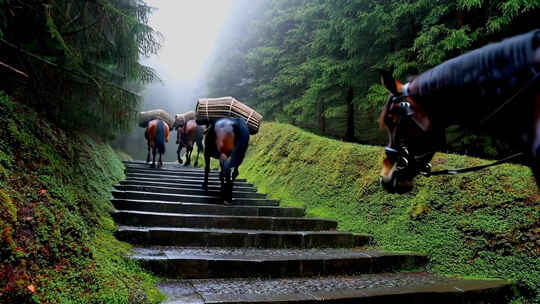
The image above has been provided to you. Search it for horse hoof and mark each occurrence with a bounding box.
[150,164,156,168]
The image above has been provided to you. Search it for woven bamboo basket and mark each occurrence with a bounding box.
[196,97,262,134]
[138,109,173,128]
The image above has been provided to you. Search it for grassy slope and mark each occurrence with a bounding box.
[240,122,539,303]
[0,93,164,303]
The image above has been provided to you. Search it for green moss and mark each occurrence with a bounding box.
[241,122,540,303]
[0,92,163,303]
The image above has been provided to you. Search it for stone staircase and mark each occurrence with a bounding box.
[114,160,511,303]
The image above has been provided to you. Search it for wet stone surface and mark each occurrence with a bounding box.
[185,273,451,296]
[130,246,401,260]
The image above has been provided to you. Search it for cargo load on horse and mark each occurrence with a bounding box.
[138,109,173,128]
[172,111,196,130]
[195,97,262,135]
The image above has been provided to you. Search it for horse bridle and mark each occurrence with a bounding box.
[383,95,434,178]
[383,76,537,178]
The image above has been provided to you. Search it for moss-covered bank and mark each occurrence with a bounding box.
[240,122,539,303]
[0,92,164,303]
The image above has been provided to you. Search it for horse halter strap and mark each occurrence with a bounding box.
[384,95,433,176]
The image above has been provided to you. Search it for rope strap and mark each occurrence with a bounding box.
[247,110,254,125]
[422,152,524,177]
[229,100,234,117]
[205,99,209,123]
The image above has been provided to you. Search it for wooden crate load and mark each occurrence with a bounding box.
[138,109,174,128]
[196,97,262,135]
[172,111,196,129]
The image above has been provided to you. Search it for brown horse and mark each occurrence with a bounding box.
[176,120,204,166]
[145,119,169,168]
[379,29,540,193]
[202,118,250,203]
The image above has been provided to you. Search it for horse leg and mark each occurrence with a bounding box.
[185,146,192,167]
[146,143,151,164]
[194,132,203,167]
[151,146,157,168]
[231,167,239,196]
[225,167,234,203]
[158,152,163,168]
[177,144,183,164]
[202,153,210,191]
[219,158,232,203]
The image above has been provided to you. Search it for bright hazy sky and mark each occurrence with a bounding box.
[142,0,234,86]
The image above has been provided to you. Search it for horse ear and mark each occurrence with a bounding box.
[380,71,403,95]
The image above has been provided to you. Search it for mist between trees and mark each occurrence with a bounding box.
[205,0,540,159]
[1,1,539,160]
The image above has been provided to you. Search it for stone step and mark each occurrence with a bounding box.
[113,184,266,199]
[123,160,198,169]
[124,164,213,172]
[125,172,246,183]
[158,274,511,304]
[112,199,304,217]
[129,247,428,279]
[119,180,258,193]
[112,190,278,206]
[124,176,253,187]
[116,227,371,248]
[112,211,337,230]
[126,167,220,178]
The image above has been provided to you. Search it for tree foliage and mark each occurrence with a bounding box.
[206,0,540,153]
[0,0,161,138]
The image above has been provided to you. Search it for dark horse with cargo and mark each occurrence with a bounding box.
[379,29,540,193]
[202,117,250,203]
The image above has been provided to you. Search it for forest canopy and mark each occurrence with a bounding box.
[0,0,161,138]
[206,0,540,157]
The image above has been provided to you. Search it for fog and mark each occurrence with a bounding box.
[114,0,236,161]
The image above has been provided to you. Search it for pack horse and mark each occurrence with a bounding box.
[176,119,204,167]
[379,29,540,193]
[202,118,250,203]
[145,119,170,168]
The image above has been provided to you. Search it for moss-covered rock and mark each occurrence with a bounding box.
[241,122,540,303]
[0,92,164,303]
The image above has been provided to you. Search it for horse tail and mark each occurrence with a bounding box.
[156,120,166,154]
[228,118,250,169]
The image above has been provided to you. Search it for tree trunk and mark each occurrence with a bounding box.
[344,86,356,142]
[318,99,326,133]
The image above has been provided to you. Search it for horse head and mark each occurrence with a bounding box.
[379,72,442,193]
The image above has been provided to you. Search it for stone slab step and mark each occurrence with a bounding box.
[124,176,253,187]
[116,226,371,248]
[124,165,215,173]
[112,210,337,230]
[125,172,246,183]
[129,247,428,279]
[158,274,511,304]
[123,160,202,169]
[112,199,304,217]
[119,180,258,193]
[114,185,266,199]
[112,190,278,206]
[126,167,220,178]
